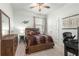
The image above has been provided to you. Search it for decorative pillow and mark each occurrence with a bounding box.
[29,31,35,36]
[36,31,40,34]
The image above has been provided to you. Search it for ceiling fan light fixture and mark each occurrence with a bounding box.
[30,3,50,12]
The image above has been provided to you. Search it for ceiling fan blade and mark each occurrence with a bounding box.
[30,6,37,8]
[44,6,50,8]
[30,6,35,8]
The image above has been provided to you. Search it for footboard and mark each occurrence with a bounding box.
[25,35,54,54]
[26,42,54,54]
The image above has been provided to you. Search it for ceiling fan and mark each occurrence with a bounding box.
[22,20,29,24]
[30,3,50,12]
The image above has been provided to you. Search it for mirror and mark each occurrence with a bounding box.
[2,13,10,36]
[0,9,10,37]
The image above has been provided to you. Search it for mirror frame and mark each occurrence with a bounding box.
[0,9,10,39]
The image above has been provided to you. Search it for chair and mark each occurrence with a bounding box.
[63,32,75,43]
[63,32,78,56]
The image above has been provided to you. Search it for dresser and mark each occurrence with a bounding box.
[1,34,18,56]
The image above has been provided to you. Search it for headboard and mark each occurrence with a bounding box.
[25,28,40,36]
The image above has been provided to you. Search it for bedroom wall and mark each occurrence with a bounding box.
[12,10,35,34]
[48,3,79,45]
[0,3,14,33]
[0,3,14,55]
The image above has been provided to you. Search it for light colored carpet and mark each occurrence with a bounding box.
[15,42,64,56]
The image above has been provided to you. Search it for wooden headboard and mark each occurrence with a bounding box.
[25,28,40,36]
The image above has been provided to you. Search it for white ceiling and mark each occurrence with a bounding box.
[11,3,66,15]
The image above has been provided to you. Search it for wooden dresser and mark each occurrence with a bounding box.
[1,34,18,56]
[0,9,18,56]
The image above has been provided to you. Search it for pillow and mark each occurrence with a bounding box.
[26,30,31,36]
[27,30,40,36]
[36,31,40,34]
[29,31,35,36]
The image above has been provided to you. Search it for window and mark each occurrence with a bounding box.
[35,17,44,34]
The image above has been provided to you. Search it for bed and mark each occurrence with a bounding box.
[25,28,55,54]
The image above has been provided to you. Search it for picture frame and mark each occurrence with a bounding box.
[62,14,79,29]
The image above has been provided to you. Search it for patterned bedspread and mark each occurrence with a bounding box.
[27,34,54,46]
